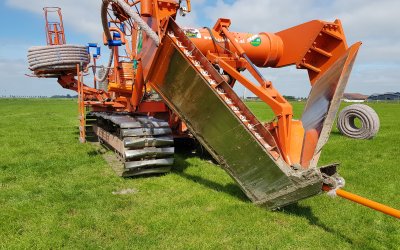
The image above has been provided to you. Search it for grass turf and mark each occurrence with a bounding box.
[0,99,399,249]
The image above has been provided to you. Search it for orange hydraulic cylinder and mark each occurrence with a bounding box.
[185,28,283,67]
[132,61,144,109]
[323,186,400,219]
[141,0,153,17]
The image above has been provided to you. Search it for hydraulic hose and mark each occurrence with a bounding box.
[96,49,114,83]
[99,0,160,82]
[101,0,160,46]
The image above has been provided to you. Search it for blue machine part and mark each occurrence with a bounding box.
[113,32,121,39]
[106,22,125,47]
[87,43,101,59]
[107,40,122,46]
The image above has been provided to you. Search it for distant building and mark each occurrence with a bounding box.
[342,93,368,103]
[368,92,400,101]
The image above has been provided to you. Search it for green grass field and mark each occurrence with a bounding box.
[0,99,399,249]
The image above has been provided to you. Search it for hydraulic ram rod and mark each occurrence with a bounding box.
[323,185,400,219]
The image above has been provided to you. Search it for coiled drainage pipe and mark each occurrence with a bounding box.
[27,45,89,77]
[337,104,380,139]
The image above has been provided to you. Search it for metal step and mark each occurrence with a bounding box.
[125,147,174,160]
[121,127,172,137]
[125,158,174,170]
[124,136,174,148]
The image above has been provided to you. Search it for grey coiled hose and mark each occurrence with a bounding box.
[27,45,89,76]
[337,104,380,139]
[96,49,114,83]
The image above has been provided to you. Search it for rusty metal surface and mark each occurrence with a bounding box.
[301,42,361,168]
[144,19,324,209]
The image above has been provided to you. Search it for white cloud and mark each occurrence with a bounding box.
[6,0,103,40]
[4,0,400,96]
[202,0,400,95]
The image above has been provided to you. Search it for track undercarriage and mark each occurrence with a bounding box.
[89,113,174,177]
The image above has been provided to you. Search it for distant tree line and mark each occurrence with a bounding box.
[0,94,78,99]
[283,95,297,101]
[243,95,307,101]
[50,94,78,99]
[0,95,48,98]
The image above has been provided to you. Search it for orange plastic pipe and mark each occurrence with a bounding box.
[186,0,191,12]
[323,185,400,219]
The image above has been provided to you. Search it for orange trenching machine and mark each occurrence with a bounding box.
[27,0,399,218]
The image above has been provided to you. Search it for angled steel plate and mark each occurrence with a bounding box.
[301,42,362,168]
[142,19,325,209]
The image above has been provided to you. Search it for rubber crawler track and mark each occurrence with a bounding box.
[90,112,174,177]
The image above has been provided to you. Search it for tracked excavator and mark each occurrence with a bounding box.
[27,1,400,218]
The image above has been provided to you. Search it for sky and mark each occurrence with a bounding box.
[0,0,399,97]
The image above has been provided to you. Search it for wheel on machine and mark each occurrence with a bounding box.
[336,104,380,139]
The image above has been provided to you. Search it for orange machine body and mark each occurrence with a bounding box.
[55,0,350,166]
[52,0,349,167]
[185,28,284,68]
[32,1,400,219]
